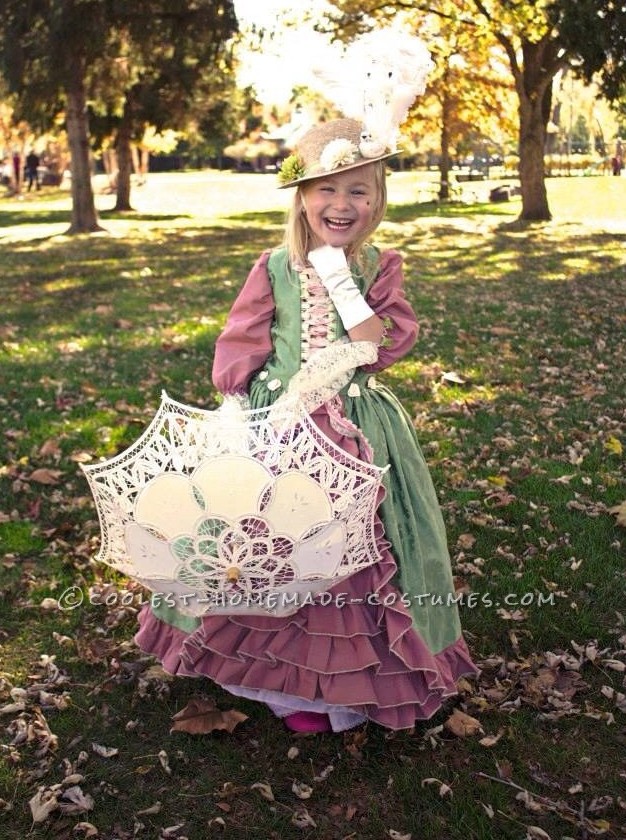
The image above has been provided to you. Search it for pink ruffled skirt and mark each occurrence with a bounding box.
[135,534,476,732]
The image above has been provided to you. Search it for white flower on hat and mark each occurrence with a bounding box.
[319,138,358,172]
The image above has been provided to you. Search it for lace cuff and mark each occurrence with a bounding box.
[274,339,378,414]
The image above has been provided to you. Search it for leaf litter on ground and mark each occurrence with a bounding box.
[1,184,625,838]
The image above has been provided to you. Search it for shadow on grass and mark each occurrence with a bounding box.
[0,208,72,227]
[386,199,519,224]
[223,209,287,226]
[99,210,193,222]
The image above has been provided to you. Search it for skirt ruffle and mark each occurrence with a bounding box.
[134,533,477,731]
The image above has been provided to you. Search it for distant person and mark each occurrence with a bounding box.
[25,151,41,191]
[1,158,11,187]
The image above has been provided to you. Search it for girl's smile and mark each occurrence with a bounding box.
[302,165,377,249]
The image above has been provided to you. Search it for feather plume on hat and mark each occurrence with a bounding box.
[277,28,433,187]
[312,29,434,158]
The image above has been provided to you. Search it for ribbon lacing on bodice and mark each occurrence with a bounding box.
[299,265,337,365]
[297,264,375,462]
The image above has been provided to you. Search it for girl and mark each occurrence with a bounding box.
[135,117,477,732]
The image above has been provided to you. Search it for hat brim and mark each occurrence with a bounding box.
[277,150,398,189]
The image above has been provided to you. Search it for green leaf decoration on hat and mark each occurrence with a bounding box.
[278,153,306,185]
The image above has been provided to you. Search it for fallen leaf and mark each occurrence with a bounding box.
[39,438,61,458]
[443,708,483,737]
[526,827,552,840]
[161,824,186,837]
[62,774,84,786]
[590,818,612,832]
[291,807,317,828]
[70,451,93,464]
[29,468,63,485]
[158,750,172,775]
[91,743,119,758]
[345,803,358,820]
[250,782,274,801]
[170,697,248,735]
[609,501,626,527]
[29,787,60,823]
[604,436,622,455]
[479,730,504,747]
[487,474,509,487]
[292,780,313,800]
[73,822,99,837]
[421,777,453,797]
[40,598,59,611]
[0,700,26,715]
[57,785,94,814]
[496,759,513,780]
[135,802,162,816]
[313,764,334,782]
[442,371,466,384]
[522,668,557,706]
[601,685,626,712]
[208,817,226,828]
[496,608,527,622]
[456,533,476,550]
[601,658,626,672]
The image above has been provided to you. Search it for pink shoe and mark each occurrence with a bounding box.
[283,711,332,733]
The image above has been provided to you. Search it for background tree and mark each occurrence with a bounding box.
[550,0,626,102]
[185,73,248,169]
[0,0,111,232]
[89,0,238,211]
[467,0,572,220]
[0,0,237,231]
[411,3,516,199]
[323,0,590,221]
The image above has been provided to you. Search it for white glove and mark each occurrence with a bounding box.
[307,245,375,331]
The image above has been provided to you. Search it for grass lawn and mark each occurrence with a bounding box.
[0,171,625,840]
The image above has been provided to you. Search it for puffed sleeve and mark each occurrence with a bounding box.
[212,251,275,395]
[362,249,419,372]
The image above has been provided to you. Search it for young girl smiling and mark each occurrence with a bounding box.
[135,114,477,733]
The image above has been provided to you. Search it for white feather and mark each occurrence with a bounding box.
[311,29,434,155]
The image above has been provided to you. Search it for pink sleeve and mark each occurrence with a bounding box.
[211,251,275,394]
[362,249,419,372]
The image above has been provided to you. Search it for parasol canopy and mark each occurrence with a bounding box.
[82,341,387,617]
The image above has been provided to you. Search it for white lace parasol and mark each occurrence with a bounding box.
[82,341,388,617]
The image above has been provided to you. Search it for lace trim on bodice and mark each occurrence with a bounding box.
[297,264,338,364]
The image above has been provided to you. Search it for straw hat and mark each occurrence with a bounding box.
[277,118,397,189]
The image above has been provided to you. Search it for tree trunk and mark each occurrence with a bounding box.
[438,86,453,200]
[517,88,551,221]
[114,102,134,211]
[510,36,562,222]
[65,56,102,234]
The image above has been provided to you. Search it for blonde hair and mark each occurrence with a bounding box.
[282,161,388,269]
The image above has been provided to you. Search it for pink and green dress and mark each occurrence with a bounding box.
[135,245,476,731]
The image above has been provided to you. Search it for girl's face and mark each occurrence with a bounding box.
[301,164,379,250]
